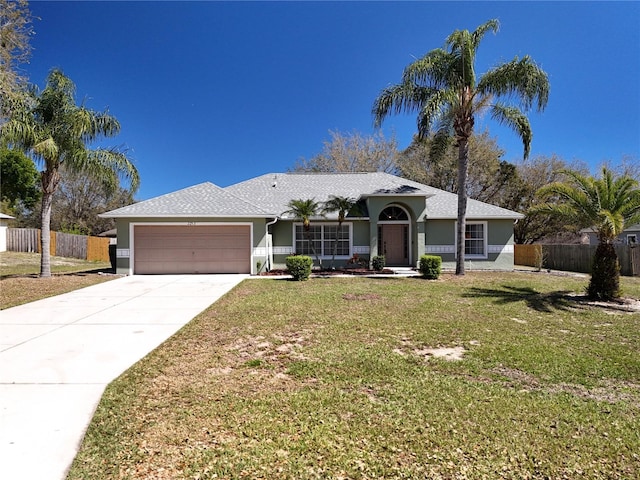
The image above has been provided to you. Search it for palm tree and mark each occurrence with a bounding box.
[0,69,139,277]
[322,195,360,269]
[373,19,549,275]
[534,167,640,300]
[283,198,324,268]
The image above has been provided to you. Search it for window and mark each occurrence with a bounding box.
[295,224,350,256]
[628,234,638,245]
[455,221,487,258]
[323,225,350,256]
[465,223,485,256]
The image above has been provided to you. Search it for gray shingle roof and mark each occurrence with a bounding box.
[225,172,523,220]
[101,182,275,218]
[101,173,523,220]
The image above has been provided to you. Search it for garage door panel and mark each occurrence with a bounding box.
[134,225,251,274]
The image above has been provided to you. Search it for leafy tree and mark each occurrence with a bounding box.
[534,167,640,300]
[49,164,134,235]
[398,131,518,206]
[373,19,549,274]
[322,195,360,269]
[0,69,139,277]
[508,155,587,244]
[0,146,39,210]
[283,198,324,268]
[0,0,35,119]
[291,130,399,174]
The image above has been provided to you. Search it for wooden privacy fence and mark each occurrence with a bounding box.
[515,244,640,277]
[6,228,110,262]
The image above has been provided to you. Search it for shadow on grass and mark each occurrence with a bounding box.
[463,285,580,313]
[0,266,116,280]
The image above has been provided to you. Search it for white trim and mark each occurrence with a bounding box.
[128,221,254,275]
[454,221,488,259]
[425,245,455,254]
[292,222,353,258]
[378,204,412,265]
[488,244,514,254]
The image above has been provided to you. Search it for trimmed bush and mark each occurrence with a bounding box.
[285,255,313,281]
[419,255,442,279]
[371,255,385,271]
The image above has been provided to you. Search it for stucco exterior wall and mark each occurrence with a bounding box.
[269,219,370,269]
[425,218,516,270]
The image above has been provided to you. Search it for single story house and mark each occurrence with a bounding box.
[100,172,523,275]
[582,224,640,246]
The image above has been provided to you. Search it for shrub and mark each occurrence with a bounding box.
[285,255,313,281]
[419,255,441,279]
[371,255,385,271]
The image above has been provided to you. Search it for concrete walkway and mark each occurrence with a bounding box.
[0,274,247,480]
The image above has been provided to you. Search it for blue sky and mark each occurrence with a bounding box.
[25,1,640,200]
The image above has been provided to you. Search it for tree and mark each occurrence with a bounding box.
[322,195,360,269]
[508,155,587,244]
[397,130,518,206]
[534,167,640,300]
[0,69,139,277]
[373,19,549,274]
[283,198,323,268]
[291,130,399,174]
[0,146,39,211]
[0,0,35,120]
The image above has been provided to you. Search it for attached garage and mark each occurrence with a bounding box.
[133,224,251,274]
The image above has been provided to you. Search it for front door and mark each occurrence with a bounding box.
[381,224,409,266]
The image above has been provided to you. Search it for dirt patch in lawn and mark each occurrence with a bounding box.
[493,366,640,407]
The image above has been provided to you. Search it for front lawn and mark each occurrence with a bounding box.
[68,272,640,479]
[0,252,115,309]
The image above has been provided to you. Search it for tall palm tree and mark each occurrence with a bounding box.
[373,19,549,274]
[534,167,640,300]
[283,198,324,268]
[322,195,360,269]
[0,69,139,277]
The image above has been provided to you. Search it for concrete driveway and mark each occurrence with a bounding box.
[0,274,247,480]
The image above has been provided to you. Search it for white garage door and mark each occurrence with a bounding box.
[134,225,251,274]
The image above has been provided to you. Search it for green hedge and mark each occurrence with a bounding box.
[419,255,442,279]
[285,255,313,281]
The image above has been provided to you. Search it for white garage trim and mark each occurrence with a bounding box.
[129,222,254,275]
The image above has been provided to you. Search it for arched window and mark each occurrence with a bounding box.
[378,206,408,221]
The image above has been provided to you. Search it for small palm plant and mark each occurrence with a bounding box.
[533,167,640,300]
[322,195,361,269]
[283,198,324,268]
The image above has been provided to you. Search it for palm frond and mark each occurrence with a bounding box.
[372,82,438,128]
[478,56,550,112]
[490,103,532,159]
[402,49,457,88]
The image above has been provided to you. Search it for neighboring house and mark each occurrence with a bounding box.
[0,213,15,252]
[100,172,523,275]
[582,224,640,246]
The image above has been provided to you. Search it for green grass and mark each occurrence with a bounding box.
[68,272,640,479]
[0,251,110,276]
